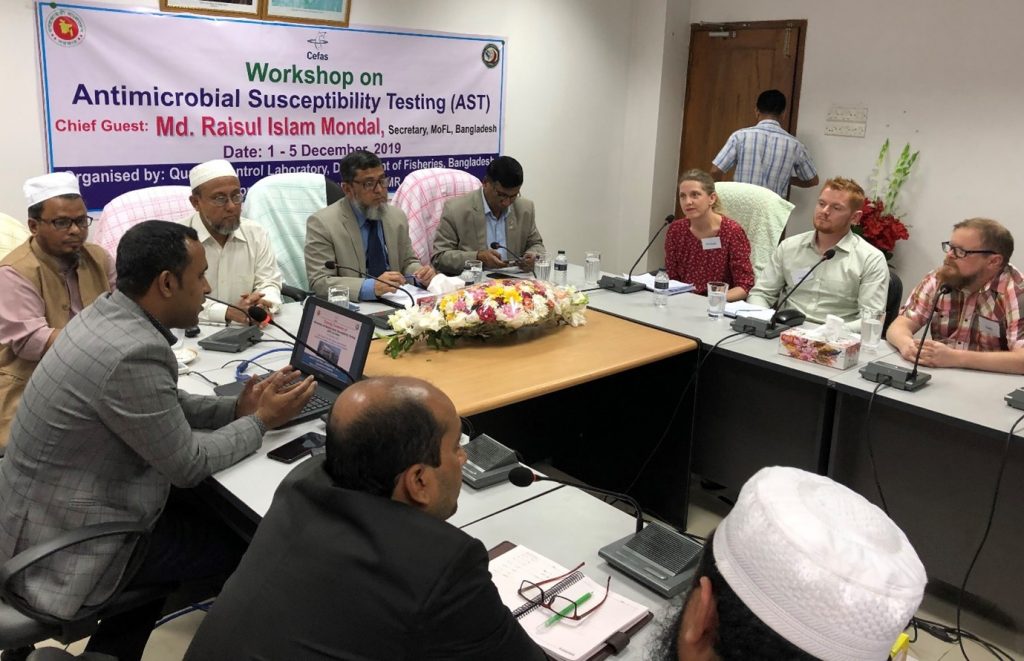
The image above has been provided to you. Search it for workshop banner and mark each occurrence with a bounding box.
[36,2,506,208]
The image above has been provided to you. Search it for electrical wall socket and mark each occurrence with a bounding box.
[824,122,866,138]
[826,105,869,123]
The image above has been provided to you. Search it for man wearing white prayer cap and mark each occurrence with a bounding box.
[656,466,926,660]
[0,171,115,450]
[184,158,283,324]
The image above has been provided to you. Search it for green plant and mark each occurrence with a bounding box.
[868,139,920,216]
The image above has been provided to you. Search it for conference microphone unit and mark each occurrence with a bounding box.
[245,305,356,384]
[507,467,702,598]
[488,241,534,277]
[598,214,675,294]
[324,260,417,309]
[860,284,952,391]
[197,295,264,352]
[731,248,836,339]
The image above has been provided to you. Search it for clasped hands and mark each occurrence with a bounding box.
[475,249,537,271]
[233,367,317,430]
[225,292,272,326]
[898,338,958,368]
[372,265,437,296]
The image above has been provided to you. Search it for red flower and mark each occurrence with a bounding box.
[856,198,909,255]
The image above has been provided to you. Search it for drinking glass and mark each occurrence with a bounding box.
[584,251,601,283]
[533,253,552,282]
[465,259,484,284]
[328,285,350,310]
[707,282,727,318]
[860,308,885,350]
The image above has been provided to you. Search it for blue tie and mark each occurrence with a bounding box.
[365,219,388,277]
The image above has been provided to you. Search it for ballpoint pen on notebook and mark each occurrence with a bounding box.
[539,592,592,629]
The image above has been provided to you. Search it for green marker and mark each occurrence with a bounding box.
[541,592,592,628]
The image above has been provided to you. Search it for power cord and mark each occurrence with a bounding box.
[864,378,892,514]
[908,615,1016,661]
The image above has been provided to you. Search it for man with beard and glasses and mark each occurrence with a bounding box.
[0,171,115,450]
[305,150,436,300]
[649,466,926,661]
[184,159,283,325]
[887,218,1023,373]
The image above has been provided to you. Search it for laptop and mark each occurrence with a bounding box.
[215,297,375,426]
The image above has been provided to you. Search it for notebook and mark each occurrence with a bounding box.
[489,543,651,661]
[625,273,694,295]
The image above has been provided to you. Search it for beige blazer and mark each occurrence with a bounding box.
[430,191,545,275]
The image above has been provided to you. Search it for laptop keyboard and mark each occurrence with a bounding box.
[299,392,333,415]
[625,524,702,574]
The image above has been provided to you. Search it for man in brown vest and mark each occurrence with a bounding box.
[0,172,115,450]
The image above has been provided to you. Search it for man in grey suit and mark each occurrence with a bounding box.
[305,150,436,300]
[0,220,316,661]
[431,155,546,275]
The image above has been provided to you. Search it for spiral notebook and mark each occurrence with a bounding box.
[488,542,652,661]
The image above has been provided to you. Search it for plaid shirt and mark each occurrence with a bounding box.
[900,266,1024,352]
[712,120,817,198]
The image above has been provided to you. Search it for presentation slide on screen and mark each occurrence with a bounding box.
[36,3,506,208]
[301,305,364,382]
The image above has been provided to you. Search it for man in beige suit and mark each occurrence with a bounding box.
[431,156,545,276]
[305,150,436,300]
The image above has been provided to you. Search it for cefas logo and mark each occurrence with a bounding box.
[481,43,500,69]
[46,10,86,47]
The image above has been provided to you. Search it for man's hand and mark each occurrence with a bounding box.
[373,271,406,296]
[413,264,437,286]
[476,249,506,269]
[225,292,267,325]
[915,339,960,368]
[896,338,921,363]
[234,372,271,419]
[519,253,537,271]
[252,369,318,429]
[243,291,271,310]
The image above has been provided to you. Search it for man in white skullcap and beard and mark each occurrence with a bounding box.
[184,159,283,324]
[654,466,926,661]
[0,171,115,450]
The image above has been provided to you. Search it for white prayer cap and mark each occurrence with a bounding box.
[713,466,926,661]
[189,159,238,189]
[24,171,80,206]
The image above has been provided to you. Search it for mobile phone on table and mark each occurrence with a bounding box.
[267,431,326,464]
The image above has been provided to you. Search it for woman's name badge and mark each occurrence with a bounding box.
[701,237,722,250]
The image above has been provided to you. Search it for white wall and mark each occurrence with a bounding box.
[690,0,1024,287]
[0,0,689,274]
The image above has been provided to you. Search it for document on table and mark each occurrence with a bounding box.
[379,284,434,308]
[724,301,775,320]
[623,273,694,295]
[489,544,650,661]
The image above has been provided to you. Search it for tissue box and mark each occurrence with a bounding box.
[778,327,861,369]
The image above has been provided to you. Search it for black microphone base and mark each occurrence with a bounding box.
[859,361,932,391]
[597,275,646,294]
[1005,387,1024,410]
[729,315,797,339]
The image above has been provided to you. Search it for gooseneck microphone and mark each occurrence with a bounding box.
[324,261,417,308]
[731,248,837,339]
[244,304,356,383]
[508,467,644,533]
[488,241,536,278]
[860,283,952,391]
[205,294,263,325]
[598,214,675,294]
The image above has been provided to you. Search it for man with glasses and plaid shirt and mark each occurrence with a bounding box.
[0,171,115,449]
[184,159,283,325]
[887,218,1024,373]
[305,149,436,300]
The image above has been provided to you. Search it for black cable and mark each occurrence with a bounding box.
[256,338,295,347]
[186,371,220,388]
[863,378,892,515]
[910,616,1015,661]
[955,412,1024,661]
[218,359,275,374]
[460,416,476,439]
[623,331,748,495]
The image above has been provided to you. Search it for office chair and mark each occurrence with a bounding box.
[883,268,903,335]
[0,214,30,261]
[714,182,795,275]
[0,522,172,654]
[391,168,481,265]
[92,187,193,257]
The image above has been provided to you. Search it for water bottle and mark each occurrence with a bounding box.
[653,269,669,307]
[553,249,568,286]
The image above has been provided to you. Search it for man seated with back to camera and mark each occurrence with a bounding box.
[746,177,889,331]
[304,149,436,301]
[185,376,545,660]
[651,466,926,661]
[0,220,316,661]
[887,217,1024,373]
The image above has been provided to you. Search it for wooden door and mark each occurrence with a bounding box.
[677,21,807,195]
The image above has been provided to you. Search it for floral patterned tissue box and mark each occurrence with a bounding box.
[778,327,861,370]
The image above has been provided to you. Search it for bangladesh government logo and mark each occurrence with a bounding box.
[46,9,85,47]
[481,43,500,68]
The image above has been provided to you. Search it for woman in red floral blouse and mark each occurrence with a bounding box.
[664,169,754,301]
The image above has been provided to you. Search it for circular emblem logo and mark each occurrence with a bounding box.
[481,43,500,69]
[46,10,86,47]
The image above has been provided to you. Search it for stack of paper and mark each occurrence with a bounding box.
[623,273,694,295]
[380,283,434,308]
[489,544,650,661]
[723,301,775,320]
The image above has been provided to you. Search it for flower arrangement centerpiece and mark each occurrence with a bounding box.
[854,139,919,260]
[384,279,589,358]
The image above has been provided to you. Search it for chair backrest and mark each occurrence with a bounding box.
[93,186,194,257]
[715,181,795,276]
[883,268,903,335]
[1,213,31,260]
[392,168,482,264]
[242,172,335,291]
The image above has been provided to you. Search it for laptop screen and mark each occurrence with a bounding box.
[290,298,375,391]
